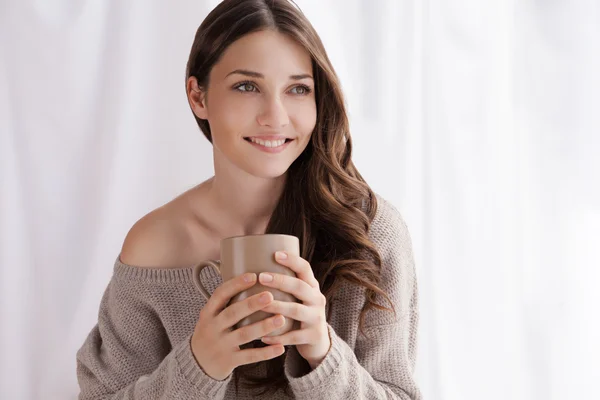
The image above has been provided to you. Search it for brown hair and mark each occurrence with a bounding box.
[185,0,395,396]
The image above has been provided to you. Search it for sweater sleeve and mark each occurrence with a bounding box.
[284,317,420,399]
[75,276,232,399]
[283,196,422,399]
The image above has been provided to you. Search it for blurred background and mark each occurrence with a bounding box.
[1,0,598,399]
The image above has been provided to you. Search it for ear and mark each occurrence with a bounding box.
[187,76,208,120]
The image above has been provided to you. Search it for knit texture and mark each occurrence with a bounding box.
[76,194,422,399]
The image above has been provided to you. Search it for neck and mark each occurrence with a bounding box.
[205,157,287,238]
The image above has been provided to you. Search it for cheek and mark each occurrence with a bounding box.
[291,101,317,136]
[209,93,317,139]
[210,96,257,134]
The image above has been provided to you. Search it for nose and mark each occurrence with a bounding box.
[256,95,289,128]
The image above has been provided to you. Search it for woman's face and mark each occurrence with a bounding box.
[188,30,317,179]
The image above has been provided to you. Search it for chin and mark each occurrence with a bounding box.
[244,165,289,179]
[246,166,290,180]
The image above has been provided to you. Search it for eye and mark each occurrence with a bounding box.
[234,82,258,93]
[290,85,312,95]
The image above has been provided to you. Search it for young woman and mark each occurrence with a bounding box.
[76,0,421,398]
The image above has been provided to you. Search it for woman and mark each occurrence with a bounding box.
[76,0,421,398]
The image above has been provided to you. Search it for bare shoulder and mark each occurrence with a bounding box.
[119,185,212,268]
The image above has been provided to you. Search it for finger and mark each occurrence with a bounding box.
[234,343,285,366]
[204,273,257,316]
[259,272,317,304]
[261,328,313,346]
[275,251,320,289]
[229,314,286,346]
[217,290,274,329]
[260,300,314,323]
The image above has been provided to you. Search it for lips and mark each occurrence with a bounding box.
[243,136,293,153]
[243,137,293,143]
[243,136,293,141]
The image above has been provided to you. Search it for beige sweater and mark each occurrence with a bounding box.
[76,195,422,399]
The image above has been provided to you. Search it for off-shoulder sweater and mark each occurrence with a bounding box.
[76,194,422,399]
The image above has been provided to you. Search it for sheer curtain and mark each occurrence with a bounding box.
[1,0,598,399]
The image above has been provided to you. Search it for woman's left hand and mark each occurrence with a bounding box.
[259,251,331,369]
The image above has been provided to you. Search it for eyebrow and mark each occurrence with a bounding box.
[225,69,313,81]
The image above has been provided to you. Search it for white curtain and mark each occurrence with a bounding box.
[1,0,598,399]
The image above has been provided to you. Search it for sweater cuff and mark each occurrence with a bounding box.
[174,333,232,398]
[285,324,345,393]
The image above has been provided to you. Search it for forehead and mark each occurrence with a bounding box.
[212,30,313,79]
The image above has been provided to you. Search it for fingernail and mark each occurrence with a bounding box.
[259,293,271,303]
[244,273,256,282]
[274,316,285,326]
[275,251,287,260]
[260,272,273,283]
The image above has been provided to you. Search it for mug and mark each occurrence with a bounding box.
[193,233,300,338]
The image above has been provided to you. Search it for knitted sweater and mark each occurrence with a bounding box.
[76,194,422,399]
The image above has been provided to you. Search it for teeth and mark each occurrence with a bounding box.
[249,137,286,147]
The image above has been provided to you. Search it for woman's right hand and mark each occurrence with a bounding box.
[191,272,286,381]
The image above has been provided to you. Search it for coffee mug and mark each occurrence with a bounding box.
[193,233,300,338]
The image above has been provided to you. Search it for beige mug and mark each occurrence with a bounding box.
[193,234,300,337]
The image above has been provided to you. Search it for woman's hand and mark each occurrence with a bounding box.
[259,251,332,369]
[191,273,287,381]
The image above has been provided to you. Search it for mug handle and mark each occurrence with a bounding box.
[193,260,221,300]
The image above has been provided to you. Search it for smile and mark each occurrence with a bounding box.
[244,137,294,153]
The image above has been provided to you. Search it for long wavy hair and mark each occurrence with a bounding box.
[185,0,396,396]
